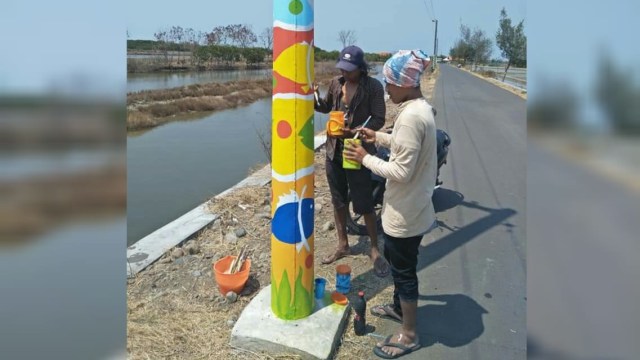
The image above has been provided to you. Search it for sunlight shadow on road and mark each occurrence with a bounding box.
[417,294,488,348]
[350,188,517,303]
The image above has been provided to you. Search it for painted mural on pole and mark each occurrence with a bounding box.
[271,0,315,320]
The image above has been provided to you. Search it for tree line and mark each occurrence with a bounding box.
[529,54,639,134]
[449,7,526,77]
[127,24,390,70]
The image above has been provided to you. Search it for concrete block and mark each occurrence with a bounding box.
[231,286,350,359]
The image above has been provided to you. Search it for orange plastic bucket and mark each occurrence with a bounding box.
[326,111,345,136]
[213,255,251,294]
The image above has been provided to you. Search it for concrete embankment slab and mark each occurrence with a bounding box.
[126,134,327,277]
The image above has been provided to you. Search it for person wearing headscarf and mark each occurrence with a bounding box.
[344,49,436,358]
[313,46,390,278]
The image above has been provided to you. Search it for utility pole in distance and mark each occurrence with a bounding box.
[432,19,438,71]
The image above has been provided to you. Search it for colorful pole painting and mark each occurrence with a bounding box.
[271,0,315,320]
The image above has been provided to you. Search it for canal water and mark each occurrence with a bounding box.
[127,66,383,245]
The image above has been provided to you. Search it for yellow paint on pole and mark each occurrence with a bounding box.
[270,0,315,320]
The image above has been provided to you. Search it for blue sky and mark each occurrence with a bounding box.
[4,0,638,100]
[527,0,639,130]
[0,0,125,96]
[126,0,526,57]
[1,0,526,95]
[528,0,640,99]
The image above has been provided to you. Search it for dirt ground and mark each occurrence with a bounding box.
[127,68,439,359]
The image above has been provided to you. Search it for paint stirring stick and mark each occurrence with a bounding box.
[353,116,372,140]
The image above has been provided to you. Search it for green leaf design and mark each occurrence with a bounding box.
[289,0,303,15]
[272,268,313,320]
[298,115,315,151]
[293,266,313,318]
[277,270,292,317]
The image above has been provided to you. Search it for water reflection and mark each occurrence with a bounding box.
[127,69,271,93]
[0,218,126,359]
[127,99,330,245]
[126,65,383,245]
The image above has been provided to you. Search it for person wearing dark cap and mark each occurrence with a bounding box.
[313,45,389,278]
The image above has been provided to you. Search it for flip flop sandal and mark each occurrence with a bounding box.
[375,335,394,349]
[373,342,421,359]
[370,304,403,324]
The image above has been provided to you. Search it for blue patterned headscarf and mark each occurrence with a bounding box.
[383,50,431,88]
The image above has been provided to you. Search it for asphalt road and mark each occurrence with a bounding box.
[527,142,640,359]
[374,64,527,359]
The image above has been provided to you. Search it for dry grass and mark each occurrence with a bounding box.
[127,68,338,131]
[460,66,527,100]
[127,80,273,105]
[127,70,440,359]
[1,162,126,244]
[480,70,497,78]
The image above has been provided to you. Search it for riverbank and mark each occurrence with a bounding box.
[127,79,272,131]
[127,68,439,359]
[1,161,125,244]
[126,62,351,131]
[459,65,527,100]
[128,57,270,73]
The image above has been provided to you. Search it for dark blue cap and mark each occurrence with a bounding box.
[336,45,365,72]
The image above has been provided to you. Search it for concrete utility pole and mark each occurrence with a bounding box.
[270,0,315,320]
[432,19,438,70]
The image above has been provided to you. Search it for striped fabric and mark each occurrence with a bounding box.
[383,50,431,88]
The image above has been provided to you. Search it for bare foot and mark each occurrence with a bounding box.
[371,251,390,277]
[370,304,403,323]
[321,247,350,264]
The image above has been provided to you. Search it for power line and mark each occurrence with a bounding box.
[429,0,436,19]
[422,0,434,20]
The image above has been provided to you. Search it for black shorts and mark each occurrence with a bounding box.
[383,232,422,304]
[325,153,374,215]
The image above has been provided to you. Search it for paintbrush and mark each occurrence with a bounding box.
[353,116,372,140]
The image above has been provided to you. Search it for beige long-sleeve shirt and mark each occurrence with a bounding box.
[362,97,437,238]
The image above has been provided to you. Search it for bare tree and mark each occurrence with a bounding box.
[259,27,274,51]
[207,24,257,48]
[338,30,357,49]
[210,26,228,45]
[169,26,185,64]
[253,124,271,163]
[206,30,220,45]
[153,29,170,65]
[169,26,184,44]
[228,24,257,48]
[184,27,199,66]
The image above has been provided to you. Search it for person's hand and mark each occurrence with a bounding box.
[340,128,356,138]
[354,127,376,143]
[343,140,368,164]
[313,82,321,106]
